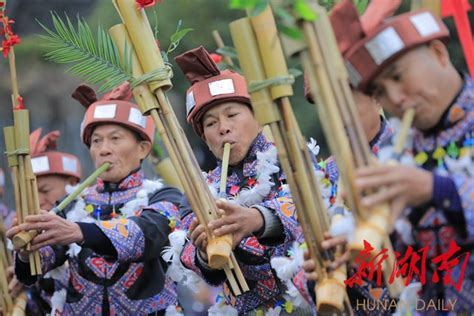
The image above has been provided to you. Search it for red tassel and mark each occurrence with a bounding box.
[442,0,474,76]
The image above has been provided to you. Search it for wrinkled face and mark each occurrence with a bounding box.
[37,175,77,210]
[370,42,451,131]
[202,102,261,166]
[89,124,151,183]
[352,90,382,142]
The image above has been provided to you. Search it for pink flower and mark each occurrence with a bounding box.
[136,0,158,9]
[210,53,222,64]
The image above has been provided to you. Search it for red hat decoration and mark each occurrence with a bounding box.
[175,46,251,136]
[330,0,449,92]
[72,82,155,146]
[29,128,82,181]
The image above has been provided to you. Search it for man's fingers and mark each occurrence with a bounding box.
[302,259,316,273]
[215,200,238,214]
[190,224,205,243]
[188,218,199,234]
[330,251,350,270]
[31,230,55,246]
[356,165,395,177]
[321,235,347,250]
[213,223,240,237]
[194,232,208,252]
[361,184,405,208]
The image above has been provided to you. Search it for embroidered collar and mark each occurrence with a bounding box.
[422,74,472,136]
[96,168,144,193]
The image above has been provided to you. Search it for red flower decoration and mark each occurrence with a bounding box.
[1,5,21,58]
[136,0,158,9]
[210,53,222,64]
[15,96,25,110]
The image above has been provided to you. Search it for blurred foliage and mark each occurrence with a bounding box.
[4,0,474,161]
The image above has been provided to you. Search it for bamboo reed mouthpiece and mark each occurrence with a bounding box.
[207,234,233,269]
[394,108,415,155]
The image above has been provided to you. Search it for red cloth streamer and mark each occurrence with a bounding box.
[442,0,474,76]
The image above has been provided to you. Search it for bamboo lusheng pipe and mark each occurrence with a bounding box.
[297,2,404,298]
[230,9,349,313]
[108,22,231,268]
[211,29,275,143]
[12,162,111,249]
[0,223,13,315]
[108,25,183,192]
[109,3,249,295]
[10,291,27,316]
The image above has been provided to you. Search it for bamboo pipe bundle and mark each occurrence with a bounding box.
[211,30,274,143]
[12,163,111,249]
[109,2,248,295]
[229,7,350,313]
[0,218,13,315]
[3,112,42,276]
[295,2,404,298]
[10,291,27,316]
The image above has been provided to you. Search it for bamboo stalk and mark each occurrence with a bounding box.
[297,3,404,298]
[12,163,111,249]
[11,291,27,316]
[230,7,349,312]
[110,1,248,294]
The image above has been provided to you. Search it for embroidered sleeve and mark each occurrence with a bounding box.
[15,245,67,285]
[451,173,474,239]
[179,213,227,286]
[257,194,302,246]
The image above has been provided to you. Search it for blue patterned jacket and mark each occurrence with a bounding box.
[16,170,181,315]
[180,133,303,314]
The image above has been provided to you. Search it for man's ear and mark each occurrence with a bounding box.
[139,141,153,160]
[428,40,450,68]
[68,176,79,186]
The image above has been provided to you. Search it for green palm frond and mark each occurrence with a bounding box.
[38,13,134,93]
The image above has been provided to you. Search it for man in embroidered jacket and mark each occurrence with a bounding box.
[331,0,473,312]
[301,82,396,313]
[174,46,312,314]
[7,83,182,315]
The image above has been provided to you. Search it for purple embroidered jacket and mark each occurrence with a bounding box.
[15,170,181,315]
[180,133,303,314]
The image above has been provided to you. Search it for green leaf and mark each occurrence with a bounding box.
[279,25,303,40]
[274,6,295,24]
[354,0,369,14]
[294,0,317,21]
[288,67,303,78]
[38,12,135,93]
[216,46,238,59]
[170,28,193,44]
[229,0,258,9]
[249,0,269,16]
